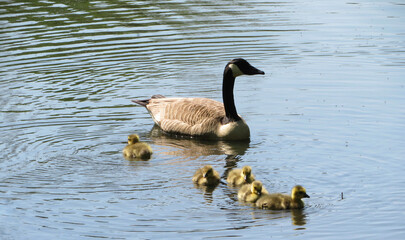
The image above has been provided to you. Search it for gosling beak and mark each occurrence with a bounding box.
[304,193,310,198]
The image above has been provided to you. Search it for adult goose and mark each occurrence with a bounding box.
[133,58,264,140]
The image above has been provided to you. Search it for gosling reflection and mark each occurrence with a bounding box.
[251,208,307,226]
[291,209,307,226]
[194,184,218,195]
[148,125,250,159]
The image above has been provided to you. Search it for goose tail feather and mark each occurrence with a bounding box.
[132,95,166,107]
[132,99,149,107]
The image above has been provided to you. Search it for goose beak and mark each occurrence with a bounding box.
[304,193,310,198]
[255,69,265,75]
[247,66,265,75]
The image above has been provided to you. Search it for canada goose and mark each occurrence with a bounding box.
[238,180,267,203]
[122,134,153,160]
[192,165,220,186]
[133,58,264,140]
[227,166,255,186]
[255,185,310,210]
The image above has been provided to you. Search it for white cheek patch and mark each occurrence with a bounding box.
[229,64,244,77]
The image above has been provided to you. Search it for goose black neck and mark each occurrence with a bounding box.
[222,67,241,123]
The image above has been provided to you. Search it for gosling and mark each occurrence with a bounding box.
[238,180,268,203]
[192,165,220,186]
[227,166,255,186]
[255,185,310,210]
[122,134,153,160]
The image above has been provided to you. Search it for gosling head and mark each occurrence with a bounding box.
[127,134,140,144]
[241,166,252,180]
[251,181,263,195]
[202,165,214,178]
[226,58,265,78]
[291,185,310,200]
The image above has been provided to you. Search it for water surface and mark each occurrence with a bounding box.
[1,0,405,239]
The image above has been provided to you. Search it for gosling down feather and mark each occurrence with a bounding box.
[122,134,153,160]
[237,180,268,203]
[133,58,264,140]
[227,166,255,186]
[192,165,220,186]
[255,185,310,210]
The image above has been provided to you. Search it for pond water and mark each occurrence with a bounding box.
[1,0,405,239]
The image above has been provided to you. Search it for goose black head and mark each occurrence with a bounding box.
[227,58,265,77]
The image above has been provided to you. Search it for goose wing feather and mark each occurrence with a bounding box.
[145,97,225,136]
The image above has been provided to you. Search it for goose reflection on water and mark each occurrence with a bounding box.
[147,125,250,160]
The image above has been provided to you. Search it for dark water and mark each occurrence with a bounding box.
[1,0,405,239]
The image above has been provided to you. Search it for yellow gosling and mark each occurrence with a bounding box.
[192,165,220,186]
[237,180,268,203]
[122,134,153,160]
[227,165,255,186]
[255,185,310,210]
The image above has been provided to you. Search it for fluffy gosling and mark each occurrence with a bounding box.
[255,185,310,210]
[227,165,255,186]
[192,165,220,186]
[238,180,268,203]
[122,134,153,160]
